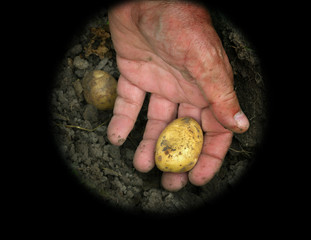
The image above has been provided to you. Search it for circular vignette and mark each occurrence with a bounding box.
[47,2,269,218]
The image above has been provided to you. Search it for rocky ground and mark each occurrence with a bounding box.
[50,7,267,216]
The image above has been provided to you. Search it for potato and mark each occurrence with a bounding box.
[155,117,203,173]
[82,70,117,110]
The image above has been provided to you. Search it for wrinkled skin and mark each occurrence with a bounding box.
[107,1,249,191]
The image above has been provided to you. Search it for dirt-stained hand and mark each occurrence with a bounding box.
[107,1,249,191]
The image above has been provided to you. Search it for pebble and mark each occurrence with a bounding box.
[72,79,83,99]
[74,69,86,78]
[69,44,82,55]
[73,56,89,70]
[95,57,109,70]
[57,90,68,104]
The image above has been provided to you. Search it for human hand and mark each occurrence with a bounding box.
[107,1,249,191]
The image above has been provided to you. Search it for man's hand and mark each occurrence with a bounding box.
[107,1,249,191]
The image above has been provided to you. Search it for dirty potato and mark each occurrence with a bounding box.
[82,70,117,110]
[155,117,203,173]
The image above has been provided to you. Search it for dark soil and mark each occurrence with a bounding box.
[50,7,267,215]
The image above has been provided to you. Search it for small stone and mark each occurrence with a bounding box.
[73,56,89,70]
[104,168,120,177]
[95,57,109,70]
[72,79,83,99]
[70,44,82,55]
[74,69,86,78]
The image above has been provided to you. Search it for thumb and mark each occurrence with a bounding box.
[207,85,250,133]
[192,49,249,133]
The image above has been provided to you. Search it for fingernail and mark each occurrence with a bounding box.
[234,111,250,131]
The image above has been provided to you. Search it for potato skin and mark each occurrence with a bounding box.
[155,117,203,173]
[82,70,117,110]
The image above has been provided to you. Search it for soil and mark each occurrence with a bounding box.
[50,7,267,216]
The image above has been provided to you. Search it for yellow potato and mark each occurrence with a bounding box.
[82,70,117,110]
[155,117,203,173]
